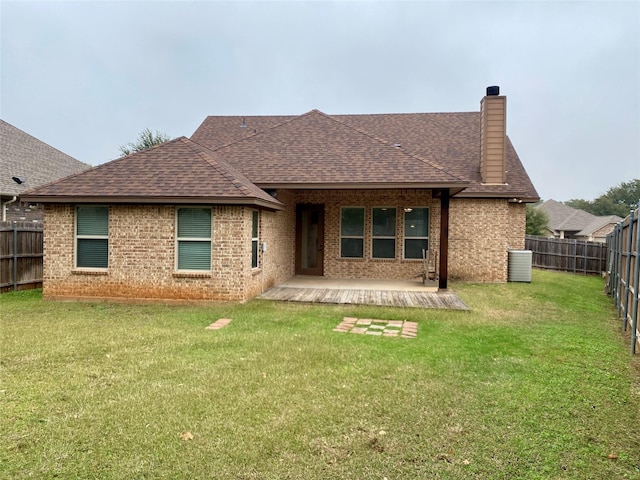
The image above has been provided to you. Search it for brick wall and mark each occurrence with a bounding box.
[42,193,526,301]
[448,199,525,282]
[294,189,440,280]
[5,201,43,223]
[43,204,258,301]
[246,190,296,298]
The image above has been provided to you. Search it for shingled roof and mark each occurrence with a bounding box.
[211,110,467,190]
[22,137,283,210]
[536,200,622,235]
[23,101,539,205]
[1,119,90,197]
[192,110,539,200]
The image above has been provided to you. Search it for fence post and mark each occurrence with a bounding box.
[631,204,640,354]
[622,209,635,331]
[616,222,624,318]
[13,222,18,291]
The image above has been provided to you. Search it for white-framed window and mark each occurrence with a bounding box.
[404,207,429,259]
[372,207,396,259]
[75,206,109,269]
[340,207,365,258]
[176,207,212,271]
[251,210,260,269]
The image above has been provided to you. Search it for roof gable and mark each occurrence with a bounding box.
[211,109,467,188]
[22,137,283,210]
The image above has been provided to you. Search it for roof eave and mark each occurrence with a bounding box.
[255,181,469,192]
[19,195,285,211]
[455,191,540,203]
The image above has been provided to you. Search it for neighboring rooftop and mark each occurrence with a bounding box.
[0,119,90,196]
[536,199,622,235]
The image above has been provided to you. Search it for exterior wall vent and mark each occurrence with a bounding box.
[508,249,532,282]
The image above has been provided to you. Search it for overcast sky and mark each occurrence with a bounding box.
[1,0,638,202]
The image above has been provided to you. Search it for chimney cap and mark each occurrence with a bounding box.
[486,86,500,96]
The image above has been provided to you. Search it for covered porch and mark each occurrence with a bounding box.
[259,276,468,310]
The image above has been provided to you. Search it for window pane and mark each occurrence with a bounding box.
[178,241,211,270]
[372,208,396,236]
[372,238,395,258]
[252,240,259,268]
[405,208,429,237]
[252,211,259,238]
[77,206,108,236]
[341,238,363,258]
[341,208,364,236]
[405,239,429,259]
[178,208,211,238]
[77,239,108,268]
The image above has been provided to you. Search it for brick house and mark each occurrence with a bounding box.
[23,87,539,302]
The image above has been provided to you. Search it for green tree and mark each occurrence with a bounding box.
[526,204,548,236]
[119,128,171,157]
[566,179,640,217]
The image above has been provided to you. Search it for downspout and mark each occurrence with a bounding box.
[2,196,18,222]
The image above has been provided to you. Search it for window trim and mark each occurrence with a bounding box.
[175,206,213,272]
[403,206,430,260]
[371,206,397,259]
[75,205,109,270]
[340,206,365,259]
[251,210,260,269]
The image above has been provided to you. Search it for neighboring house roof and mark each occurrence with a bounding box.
[23,137,283,210]
[0,119,90,197]
[193,110,539,200]
[577,215,622,237]
[536,199,621,236]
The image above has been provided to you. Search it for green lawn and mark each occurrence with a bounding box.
[1,270,639,479]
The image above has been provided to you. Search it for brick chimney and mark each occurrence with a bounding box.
[480,86,506,184]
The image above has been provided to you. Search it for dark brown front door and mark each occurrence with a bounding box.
[295,204,324,275]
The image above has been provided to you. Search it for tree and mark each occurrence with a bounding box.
[119,128,171,157]
[566,179,640,218]
[526,204,548,236]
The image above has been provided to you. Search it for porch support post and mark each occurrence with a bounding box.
[439,188,450,289]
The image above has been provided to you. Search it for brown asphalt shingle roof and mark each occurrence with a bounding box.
[212,110,467,188]
[22,137,283,209]
[24,102,540,204]
[193,110,539,200]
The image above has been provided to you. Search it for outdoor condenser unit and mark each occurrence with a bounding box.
[508,249,532,282]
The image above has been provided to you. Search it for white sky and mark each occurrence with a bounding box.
[1,0,639,202]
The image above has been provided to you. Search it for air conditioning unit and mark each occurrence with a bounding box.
[508,250,532,282]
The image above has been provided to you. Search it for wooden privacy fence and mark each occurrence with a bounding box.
[525,235,607,275]
[606,205,640,354]
[0,222,43,293]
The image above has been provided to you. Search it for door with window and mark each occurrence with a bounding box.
[295,204,324,275]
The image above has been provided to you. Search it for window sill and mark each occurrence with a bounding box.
[173,271,212,279]
[339,257,365,261]
[72,268,109,276]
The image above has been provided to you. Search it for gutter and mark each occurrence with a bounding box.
[2,196,17,221]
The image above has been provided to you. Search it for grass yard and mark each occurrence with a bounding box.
[1,270,639,479]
